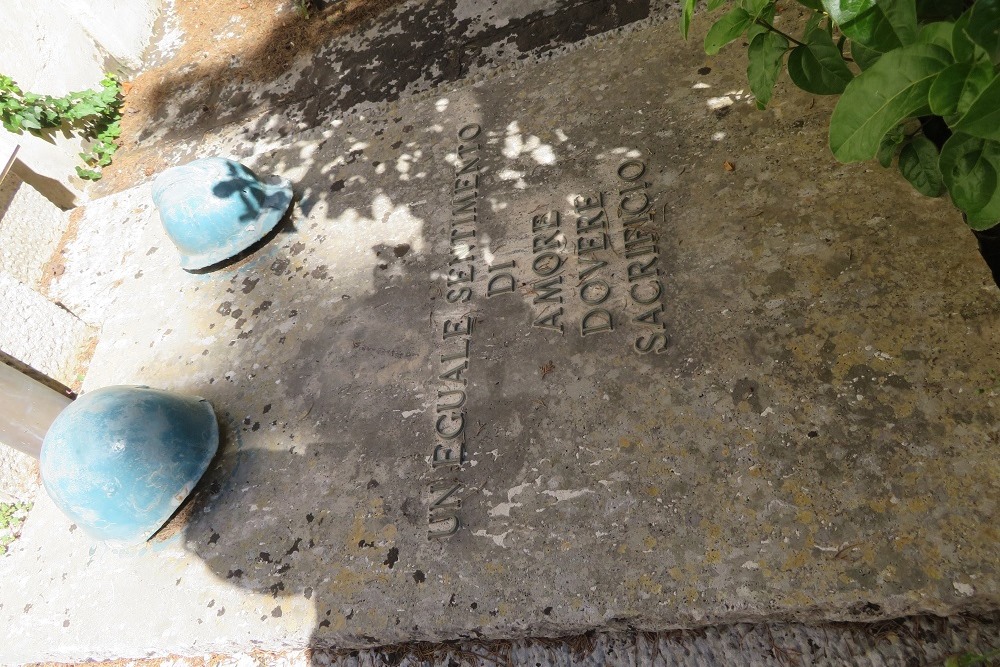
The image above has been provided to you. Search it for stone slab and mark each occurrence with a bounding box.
[3,13,999,664]
[0,171,72,288]
[0,274,96,388]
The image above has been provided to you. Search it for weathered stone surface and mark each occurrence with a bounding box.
[0,172,70,288]
[0,274,96,387]
[2,13,998,664]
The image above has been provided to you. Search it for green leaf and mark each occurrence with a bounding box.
[952,12,978,62]
[898,135,945,195]
[704,7,753,55]
[681,0,696,39]
[851,40,883,69]
[820,0,874,24]
[939,132,1000,228]
[839,4,902,51]
[747,4,777,42]
[877,124,906,166]
[830,43,952,162]
[917,21,956,50]
[747,30,788,108]
[788,28,854,94]
[967,0,1000,64]
[950,75,1000,141]
[76,166,102,181]
[708,0,728,10]
[741,0,770,16]
[928,61,995,117]
[876,0,917,45]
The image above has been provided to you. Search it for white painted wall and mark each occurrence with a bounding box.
[0,0,162,206]
[60,0,162,71]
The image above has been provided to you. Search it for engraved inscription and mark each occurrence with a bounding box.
[427,123,483,540]
[574,192,614,337]
[513,159,669,353]
[616,160,669,354]
[529,210,567,333]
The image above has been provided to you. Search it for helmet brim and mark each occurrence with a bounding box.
[179,177,294,270]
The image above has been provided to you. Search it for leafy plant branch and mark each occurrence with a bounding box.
[0,73,123,181]
[682,0,1000,287]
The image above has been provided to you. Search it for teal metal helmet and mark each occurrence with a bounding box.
[152,157,293,270]
[39,386,219,545]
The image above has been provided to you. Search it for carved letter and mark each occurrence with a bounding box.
[454,174,479,193]
[532,252,563,277]
[457,157,480,177]
[447,265,474,285]
[532,275,563,304]
[488,260,515,272]
[533,230,564,252]
[436,412,466,439]
[619,181,650,196]
[446,287,472,303]
[437,389,466,411]
[622,210,655,227]
[450,228,476,243]
[487,273,515,297]
[458,124,482,141]
[635,332,669,354]
[624,227,656,247]
[581,308,613,336]
[533,307,564,334]
[580,278,611,305]
[634,304,666,328]
[620,192,650,216]
[617,159,646,182]
[627,258,659,282]
[624,244,658,259]
[430,480,463,510]
[432,442,465,468]
[531,210,560,232]
[578,256,608,282]
[577,233,609,255]
[443,317,473,339]
[574,193,603,212]
[427,515,460,539]
[630,279,663,305]
[576,208,607,233]
[452,194,476,216]
[439,361,468,384]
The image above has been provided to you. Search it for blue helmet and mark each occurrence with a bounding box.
[39,386,219,545]
[152,157,293,270]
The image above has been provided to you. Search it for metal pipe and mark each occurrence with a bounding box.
[0,361,71,459]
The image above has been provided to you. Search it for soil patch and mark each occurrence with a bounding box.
[99,0,411,195]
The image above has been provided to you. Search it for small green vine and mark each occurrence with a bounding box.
[0,72,123,181]
[0,501,31,556]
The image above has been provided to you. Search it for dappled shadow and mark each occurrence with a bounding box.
[99,0,663,196]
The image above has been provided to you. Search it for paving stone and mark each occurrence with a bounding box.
[2,11,998,665]
[0,274,96,388]
[0,172,70,288]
